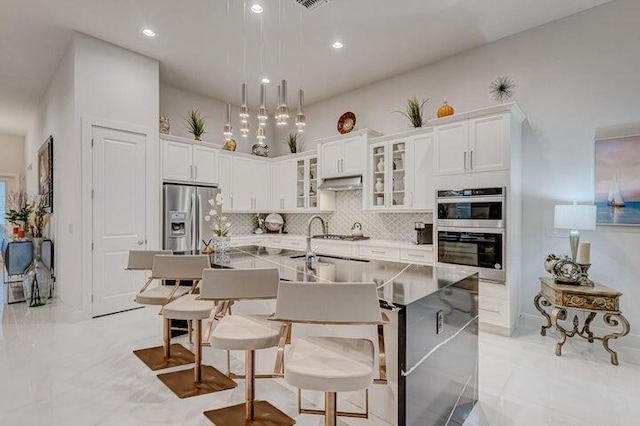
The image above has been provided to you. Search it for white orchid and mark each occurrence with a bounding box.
[204,194,230,237]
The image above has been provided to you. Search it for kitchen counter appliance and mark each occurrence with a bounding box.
[414,222,433,245]
[436,187,506,283]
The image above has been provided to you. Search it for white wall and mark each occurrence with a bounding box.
[25,33,159,319]
[160,83,276,155]
[278,0,640,337]
[0,134,25,178]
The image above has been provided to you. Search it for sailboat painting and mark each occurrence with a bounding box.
[595,135,640,225]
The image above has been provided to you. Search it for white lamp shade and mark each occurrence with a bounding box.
[554,204,597,230]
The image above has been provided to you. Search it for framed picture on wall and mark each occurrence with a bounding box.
[595,134,640,225]
[38,135,53,213]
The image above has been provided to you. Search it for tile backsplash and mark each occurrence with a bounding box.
[228,191,432,242]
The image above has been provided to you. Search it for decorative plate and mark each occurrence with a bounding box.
[337,111,356,134]
[264,213,284,232]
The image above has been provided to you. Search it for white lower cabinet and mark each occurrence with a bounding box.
[478,280,511,334]
[357,245,400,260]
[400,248,433,264]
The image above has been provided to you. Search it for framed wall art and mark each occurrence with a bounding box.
[594,134,640,225]
[38,135,53,213]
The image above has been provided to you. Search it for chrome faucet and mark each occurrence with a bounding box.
[306,215,326,268]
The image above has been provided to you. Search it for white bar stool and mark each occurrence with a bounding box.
[154,255,237,398]
[127,250,197,370]
[272,281,386,426]
[200,268,295,426]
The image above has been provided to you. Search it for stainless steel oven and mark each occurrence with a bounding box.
[436,187,505,228]
[436,187,506,283]
[437,227,505,282]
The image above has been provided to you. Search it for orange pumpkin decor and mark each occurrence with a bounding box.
[437,99,455,118]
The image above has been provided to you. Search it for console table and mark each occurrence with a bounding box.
[534,277,630,365]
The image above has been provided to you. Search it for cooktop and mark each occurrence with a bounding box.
[312,234,371,241]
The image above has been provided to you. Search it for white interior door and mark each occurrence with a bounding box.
[0,174,18,239]
[92,126,147,317]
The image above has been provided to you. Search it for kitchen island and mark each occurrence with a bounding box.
[206,245,479,426]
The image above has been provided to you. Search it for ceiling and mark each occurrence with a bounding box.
[0,0,612,136]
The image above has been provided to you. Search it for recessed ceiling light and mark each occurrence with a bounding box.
[261,78,270,84]
[250,3,264,14]
[142,28,156,37]
[332,41,344,49]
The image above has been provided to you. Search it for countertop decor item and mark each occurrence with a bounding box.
[223,139,237,151]
[252,142,269,157]
[554,202,597,262]
[204,193,231,252]
[22,237,53,307]
[337,111,356,134]
[394,97,429,128]
[489,76,516,102]
[595,134,640,225]
[264,213,284,232]
[534,277,630,365]
[185,109,206,141]
[254,213,266,234]
[351,222,363,237]
[551,259,582,284]
[377,157,385,172]
[159,116,170,135]
[437,99,455,118]
[29,195,50,238]
[375,178,384,193]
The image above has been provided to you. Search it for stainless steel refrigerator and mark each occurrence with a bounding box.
[163,183,221,253]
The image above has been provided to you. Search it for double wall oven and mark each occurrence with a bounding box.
[436,187,506,283]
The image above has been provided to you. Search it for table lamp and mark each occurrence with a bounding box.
[554,202,597,262]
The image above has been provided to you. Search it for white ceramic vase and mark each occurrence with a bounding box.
[375,178,384,192]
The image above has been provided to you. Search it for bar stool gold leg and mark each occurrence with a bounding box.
[194,319,202,383]
[164,317,171,359]
[246,350,255,420]
[325,392,337,426]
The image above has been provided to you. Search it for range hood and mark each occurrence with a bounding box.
[318,175,362,191]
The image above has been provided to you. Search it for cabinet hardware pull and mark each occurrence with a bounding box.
[372,250,385,254]
[190,165,193,179]
[463,151,467,171]
[408,253,422,258]
[194,165,198,179]
[470,150,474,170]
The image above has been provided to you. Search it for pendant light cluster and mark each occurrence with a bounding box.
[222,0,308,144]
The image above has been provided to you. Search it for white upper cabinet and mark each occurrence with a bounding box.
[432,103,524,177]
[469,114,508,173]
[161,136,219,185]
[365,128,434,212]
[320,140,343,178]
[192,145,219,184]
[434,121,468,176]
[410,132,434,210]
[231,156,271,212]
[271,159,297,211]
[218,152,233,210]
[162,140,193,182]
[318,131,380,179]
[342,136,366,176]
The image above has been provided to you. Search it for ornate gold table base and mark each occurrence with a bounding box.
[534,292,630,365]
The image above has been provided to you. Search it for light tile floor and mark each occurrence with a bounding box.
[1,294,639,425]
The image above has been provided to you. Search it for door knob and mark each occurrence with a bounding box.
[137,240,144,245]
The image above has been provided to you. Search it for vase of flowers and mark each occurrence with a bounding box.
[23,237,53,307]
[5,191,33,239]
[204,193,231,252]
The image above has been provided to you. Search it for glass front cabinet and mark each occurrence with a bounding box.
[365,130,434,212]
[296,155,335,211]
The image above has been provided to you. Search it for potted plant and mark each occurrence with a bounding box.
[5,191,33,238]
[394,97,430,128]
[184,109,207,141]
[285,133,303,154]
[204,193,231,251]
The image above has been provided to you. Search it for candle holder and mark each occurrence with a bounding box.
[578,263,594,287]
